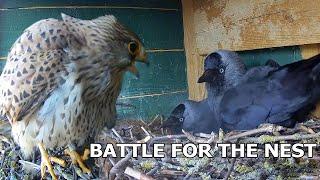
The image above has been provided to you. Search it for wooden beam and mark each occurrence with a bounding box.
[182,0,206,100]
[192,0,320,55]
[300,44,320,59]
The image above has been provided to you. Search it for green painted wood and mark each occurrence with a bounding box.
[1,0,181,9]
[238,46,302,68]
[121,51,187,97]
[117,91,188,120]
[0,8,184,56]
[0,61,5,72]
[117,51,187,119]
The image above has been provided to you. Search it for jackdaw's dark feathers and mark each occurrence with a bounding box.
[220,54,320,131]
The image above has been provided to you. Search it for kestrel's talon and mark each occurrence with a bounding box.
[38,143,66,180]
[65,148,91,174]
[82,148,90,161]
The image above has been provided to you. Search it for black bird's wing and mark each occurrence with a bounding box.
[241,66,276,83]
[220,54,320,131]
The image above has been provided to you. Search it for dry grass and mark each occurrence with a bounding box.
[0,115,319,179]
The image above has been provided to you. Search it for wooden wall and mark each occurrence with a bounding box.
[0,0,188,120]
[182,0,320,100]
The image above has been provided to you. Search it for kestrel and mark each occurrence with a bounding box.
[0,13,147,179]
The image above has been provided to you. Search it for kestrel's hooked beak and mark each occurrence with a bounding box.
[128,45,148,78]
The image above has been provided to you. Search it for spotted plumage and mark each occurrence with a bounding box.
[0,13,147,158]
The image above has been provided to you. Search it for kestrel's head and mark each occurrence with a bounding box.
[61,13,147,77]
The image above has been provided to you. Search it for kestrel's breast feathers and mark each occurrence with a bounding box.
[0,19,69,123]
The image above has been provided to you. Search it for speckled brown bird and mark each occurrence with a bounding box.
[0,13,147,179]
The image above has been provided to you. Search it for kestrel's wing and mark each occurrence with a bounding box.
[0,19,70,123]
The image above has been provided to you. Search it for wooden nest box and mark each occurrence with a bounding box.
[182,0,320,111]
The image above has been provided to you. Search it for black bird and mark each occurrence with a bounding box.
[163,50,280,133]
[161,99,220,134]
[198,50,247,99]
[199,53,320,131]
[240,59,280,83]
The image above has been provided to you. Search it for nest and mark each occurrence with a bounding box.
[0,116,319,179]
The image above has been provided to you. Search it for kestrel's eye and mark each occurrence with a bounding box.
[219,68,224,74]
[179,118,184,122]
[128,41,138,55]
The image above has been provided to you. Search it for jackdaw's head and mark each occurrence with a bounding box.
[161,104,185,134]
[161,100,221,134]
[198,50,246,92]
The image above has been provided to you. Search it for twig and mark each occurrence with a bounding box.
[300,175,320,179]
[112,128,126,143]
[74,166,91,180]
[158,161,183,170]
[124,167,155,180]
[196,132,214,138]
[182,130,217,144]
[109,151,133,179]
[141,126,153,137]
[18,160,41,171]
[109,158,116,166]
[55,166,74,180]
[147,115,160,127]
[298,124,316,134]
[223,158,236,180]
[224,124,286,142]
[136,135,152,143]
[112,128,131,153]
[148,134,187,149]
[243,132,320,143]
[160,169,186,176]
[146,164,160,176]
[128,127,134,139]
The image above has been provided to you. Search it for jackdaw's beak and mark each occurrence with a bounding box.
[161,116,180,129]
[198,69,219,83]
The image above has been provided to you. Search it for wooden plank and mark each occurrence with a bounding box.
[239,46,302,67]
[182,0,206,101]
[190,0,320,55]
[1,0,181,10]
[0,8,184,57]
[300,44,320,59]
[118,51,187,120]
[117,90,188,120]
[121,51,187,97]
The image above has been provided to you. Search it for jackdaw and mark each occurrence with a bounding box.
[161,99,220,134]
[163,50,280,134]
[199,53,320,131]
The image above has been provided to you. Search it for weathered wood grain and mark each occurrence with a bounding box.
[182,0,206,100]
[182,0,320,100]
[192,0,320,55]
[300,44,320,59]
